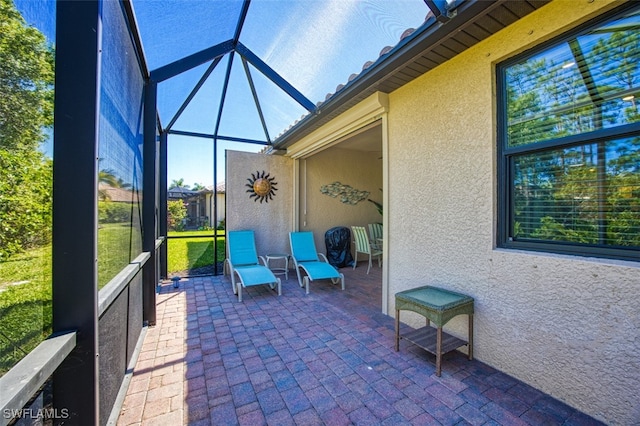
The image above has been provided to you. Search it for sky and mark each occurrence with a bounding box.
[14,0,429,187]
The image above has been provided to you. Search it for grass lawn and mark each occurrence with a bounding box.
[98,223,142,288]
[0,229,225,376]
[167,230,226,275]
[0,245,51,376]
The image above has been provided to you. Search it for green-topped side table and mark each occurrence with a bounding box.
[395,285,474,376]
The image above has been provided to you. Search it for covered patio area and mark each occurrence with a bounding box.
[117,265,602,426]
[2,1,637,425]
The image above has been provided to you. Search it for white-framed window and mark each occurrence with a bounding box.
[497,4,640,261]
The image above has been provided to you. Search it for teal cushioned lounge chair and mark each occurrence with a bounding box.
[289,231,344,294]
[227,230,281,302]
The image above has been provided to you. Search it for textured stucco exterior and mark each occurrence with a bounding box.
[299,145,383,254]
[204,192,226,227]
[383,1,639,424]
[226,150,294,256]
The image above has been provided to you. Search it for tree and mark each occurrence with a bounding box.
[169,178,188,189]
[505,23,640,249]
[98,168,118,201]
[115,178,132,189]
[0,0,54,152]
[592,29,639,93]
[0,0,54,260]
[592,27,640,124]
[99,168,119,187]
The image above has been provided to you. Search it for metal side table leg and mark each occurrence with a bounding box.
[395,309,400,352]
[436,326,443,377]
[468,314,474,360]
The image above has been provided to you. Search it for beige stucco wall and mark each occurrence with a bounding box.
[216,193,225,224]
[299,146,383,253]
[226,150,294,256]
[203,192,226,228]
[385,0,639,424]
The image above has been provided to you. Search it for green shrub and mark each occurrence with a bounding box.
[98,201,132,223]
[167,200,187,231]
[0,151,52,260]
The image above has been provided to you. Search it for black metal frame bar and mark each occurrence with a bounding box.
[167,129,269,145]
[423,0,450,23]
[241,57,271,143]
[214,53,235,139]
[150,39,235,83]
[159,131,168,279]
[142,81,158,325]
[235,42,316,113]
[233,0,251,44]
[166,57,222,131]
[52,1,101,422]
[122,0,149,78]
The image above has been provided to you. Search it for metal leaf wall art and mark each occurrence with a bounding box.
[320,181,369,205]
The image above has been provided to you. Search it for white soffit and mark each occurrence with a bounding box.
[286,92,389,159]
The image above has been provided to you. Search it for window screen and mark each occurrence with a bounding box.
[97,0,145,287]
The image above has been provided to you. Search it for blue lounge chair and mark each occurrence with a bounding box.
[289,231,344,294]
[227,230,281,302]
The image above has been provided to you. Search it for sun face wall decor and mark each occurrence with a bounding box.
[246,170,278,203]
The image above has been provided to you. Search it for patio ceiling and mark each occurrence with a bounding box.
[131,0,550,149]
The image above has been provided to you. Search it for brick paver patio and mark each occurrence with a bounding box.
[117,262,603,425]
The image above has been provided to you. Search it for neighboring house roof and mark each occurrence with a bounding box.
[169,183,225,199]
[167,186,199,199]
[203,182,226,194]
[99,183,136,202]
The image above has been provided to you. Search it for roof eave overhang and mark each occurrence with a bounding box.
[273,0,550,150]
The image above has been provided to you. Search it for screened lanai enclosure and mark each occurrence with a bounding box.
[1,0,638,425]
[152,0,429,279]
[0,0,450,423]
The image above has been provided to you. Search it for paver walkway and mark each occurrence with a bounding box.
[117,263,603,425]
